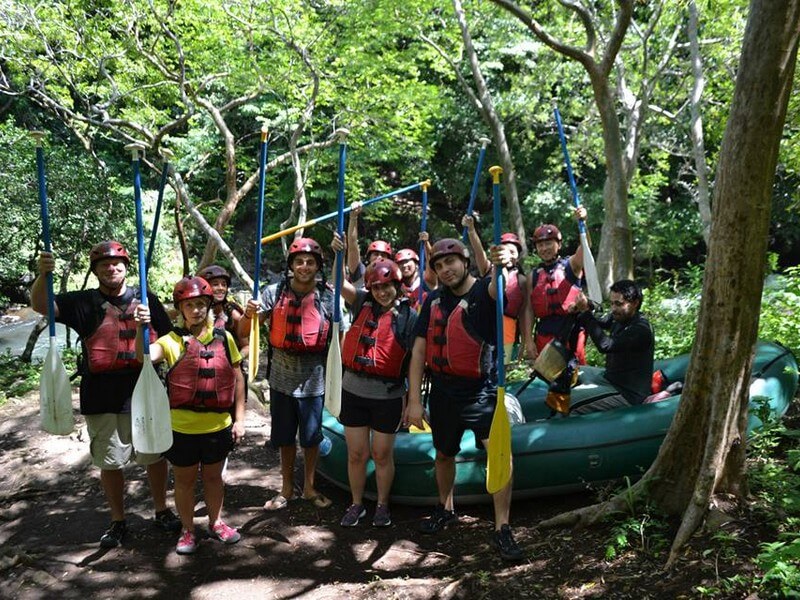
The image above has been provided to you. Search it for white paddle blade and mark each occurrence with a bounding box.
[324,323,342,418]
[40,341,74,435]
[580,233,603,304]
[131,358,173,454]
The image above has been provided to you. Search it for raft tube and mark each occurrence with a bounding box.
[317,341,798,505]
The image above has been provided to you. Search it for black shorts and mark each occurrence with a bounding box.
[163,426,233,467]
[428,385,496,457]
[339,389,403,434]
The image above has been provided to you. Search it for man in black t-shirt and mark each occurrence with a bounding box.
[31,241,179,548]
[404,238,524,562]
[569,279,654,414]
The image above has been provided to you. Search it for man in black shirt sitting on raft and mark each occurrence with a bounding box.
[568,279,654,414]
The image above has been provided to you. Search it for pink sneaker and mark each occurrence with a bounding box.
[176,530,197,555]
[209,521,241,544]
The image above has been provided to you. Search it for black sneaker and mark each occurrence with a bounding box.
[154,508,181,533]
[493,524,523,561]
[99,520,127,548]
[419,504,457,534]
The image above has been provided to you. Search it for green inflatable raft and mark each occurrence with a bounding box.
[317,341,798,505]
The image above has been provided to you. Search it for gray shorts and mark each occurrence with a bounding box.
[85,413,165,470]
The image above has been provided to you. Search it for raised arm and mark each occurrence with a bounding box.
[462,214,490,276]
[30,252,60,317]
[346,202,362,277]
[331,232,357,305]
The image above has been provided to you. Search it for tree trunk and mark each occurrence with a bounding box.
[688,0,713,246]
[452,0,528,255]
[592,73,634,287]
[541,0,800,567]
[20,319,47,364]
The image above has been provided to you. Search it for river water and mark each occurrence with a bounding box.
[0,310,71,360]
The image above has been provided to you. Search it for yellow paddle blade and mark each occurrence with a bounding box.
[131,358,173,454]
[324,323,342,418]
[39,342,74,435]
[248,317,260,382]
[486,387,512,494]
[409,419,432,434]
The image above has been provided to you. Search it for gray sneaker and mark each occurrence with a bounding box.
[372,504,392,527]
[340,504,366,527]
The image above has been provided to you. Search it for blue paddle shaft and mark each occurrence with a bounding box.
[492,176,505,387]
[131,154,151,354]
[553,107,587,236]
[253,132,269,299]
[462,142,489,242]
[333,140,347,324]
[35,145,57,339]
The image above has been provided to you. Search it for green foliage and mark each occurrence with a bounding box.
[0,350,42,404]
[759,265,800,357]
[601,477,670,560]
[756,535,800,599]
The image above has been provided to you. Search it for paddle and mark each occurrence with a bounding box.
[461,137,491,243]
[260,181,426,245]
[418,180,430,308]
[249,126,269,382]
[486,165,512,494]
[324,129,349,418]
[32,131,74,436]
[553,107,602,303]
[146,148,172,272]
[127,143,173,455]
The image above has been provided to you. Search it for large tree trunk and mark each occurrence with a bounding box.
[541,0,800,567]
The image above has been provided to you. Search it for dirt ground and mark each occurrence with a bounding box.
[0,389,775,600]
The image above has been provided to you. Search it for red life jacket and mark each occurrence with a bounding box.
[425,297,491,380]
[401,279,425,311]
[342,300,408,380]
[84,295,156,373]
[268,284,330,353]
[504,268,524,318]
[530,258,582,319]
[212,299,244,344]
[167,329,236,412]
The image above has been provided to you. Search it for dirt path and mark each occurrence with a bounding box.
[0,390,764,599]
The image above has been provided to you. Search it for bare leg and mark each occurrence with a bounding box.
[146,459,169,513]
[172,464,199,532]
[482,437,513,529]
[301,444,320,498]
[371,431,396,506]
[100,468,125,521]
[278,445,296,498]
[345,426,370,505]
[434,452,456,511]
[201,461,226,527]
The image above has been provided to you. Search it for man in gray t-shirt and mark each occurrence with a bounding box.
[242,237,335,511]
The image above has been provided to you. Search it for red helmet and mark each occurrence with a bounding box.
[173,276,213,306]
[367,240,393,257]
[394,248,419,264]
[288,237,323,267]
[430,238,470,268]
[500,232,522,252]
[89,240,130,270]
[364,258,402,289]
[533,224,562,243]
[197,264,231,285]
